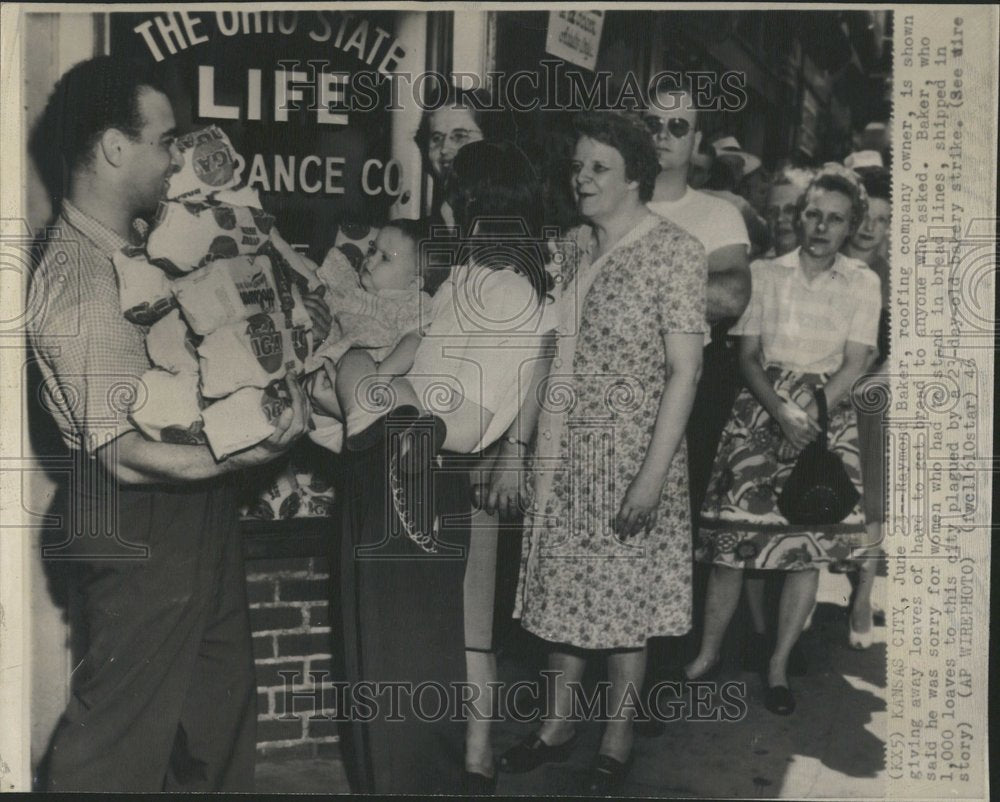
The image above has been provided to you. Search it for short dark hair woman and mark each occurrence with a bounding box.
[328,138,550,796]
[502,111,707,793]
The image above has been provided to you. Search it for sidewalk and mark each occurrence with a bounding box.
[256,571,886,797]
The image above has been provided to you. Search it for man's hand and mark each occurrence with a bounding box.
[230,377,311,468]
[302,285,333,345]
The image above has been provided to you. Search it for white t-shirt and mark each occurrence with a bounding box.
[409,261,546,452]
[648,188,750,256]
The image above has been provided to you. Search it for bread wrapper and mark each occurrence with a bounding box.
[202,378,292,460]
[198,310,313,398]
[146,309,199,374]
[147,200,274,274]
[241,463,302,520]
[112,246,177,326]
[165,126,240,201]
[173,253,293,335]
[211,184,263,209]
[268,228,322,292]
[129,369,206,444]
[333,221,379,271]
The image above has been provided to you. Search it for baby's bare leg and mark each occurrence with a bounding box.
[336,349,423,421]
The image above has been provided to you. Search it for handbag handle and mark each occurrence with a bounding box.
[814,387,829,448]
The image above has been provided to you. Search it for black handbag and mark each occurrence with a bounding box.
[777,388,860,525]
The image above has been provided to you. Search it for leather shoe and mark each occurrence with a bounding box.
[462,769,498,795]
[583,753,632,794]
[499,730,578,774]
[763,683,796,715]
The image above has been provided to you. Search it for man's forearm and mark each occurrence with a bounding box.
[98,432,240,485]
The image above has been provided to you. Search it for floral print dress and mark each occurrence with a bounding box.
[514,215,708,649]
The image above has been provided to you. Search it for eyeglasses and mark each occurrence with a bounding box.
[428,128,482,151]
[642,115,693,139]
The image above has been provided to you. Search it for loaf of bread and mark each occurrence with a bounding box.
[201,377,292,460]
[147,200,274,274]
[198,310,313,398]
[165,126,240,201]
[112,245,176,326]
[129,369,206,444]
[146,309,199,374]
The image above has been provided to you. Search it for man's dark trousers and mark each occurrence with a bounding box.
[43,473,256,792]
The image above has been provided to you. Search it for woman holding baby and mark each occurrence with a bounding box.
[308,131,550,793]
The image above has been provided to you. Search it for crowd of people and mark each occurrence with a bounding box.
[28,56,891,795]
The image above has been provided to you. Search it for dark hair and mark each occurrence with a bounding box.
[382,217,447,296]
[797,169,869,234]
[29,55,167,202]
[572,112,660,203]
[413,85,515,161]
[860,168,891,203]
[444,140,551,302]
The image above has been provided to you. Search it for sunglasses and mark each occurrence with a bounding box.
[642,115,693,139]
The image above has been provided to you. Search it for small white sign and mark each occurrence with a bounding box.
[544,10,604,72]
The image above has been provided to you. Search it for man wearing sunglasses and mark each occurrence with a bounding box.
[638,84,753,733]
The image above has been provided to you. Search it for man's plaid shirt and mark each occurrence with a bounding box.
[27,201,152,454]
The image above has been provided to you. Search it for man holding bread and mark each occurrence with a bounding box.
[27,56,311,792]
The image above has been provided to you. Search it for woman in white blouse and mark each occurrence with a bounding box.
[690,165,881,715]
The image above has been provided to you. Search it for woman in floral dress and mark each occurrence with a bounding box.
[691,165,882,715]
[502,111,707,792]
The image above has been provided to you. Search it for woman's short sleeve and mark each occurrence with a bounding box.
[848,267,882,346]
[655,227,709,335]
[729,259,768,337]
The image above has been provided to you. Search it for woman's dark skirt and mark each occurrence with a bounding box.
[336,441,471,795]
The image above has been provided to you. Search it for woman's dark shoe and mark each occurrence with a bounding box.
[763,683,796,715]
[498,730,578,774]
[741,632,769,673]
[345,404,420,451]
[583,753,633,795]
[462,769,498,795]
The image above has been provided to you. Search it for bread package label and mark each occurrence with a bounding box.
[146,309,199,374]
[202,377,292,460]
[147,200,274,274]
[198,310,312,398]
[128,369,206,444]
[165,126,240,201]
[242,464,302,520]
[112,245,177,326]
[174,253,286,335]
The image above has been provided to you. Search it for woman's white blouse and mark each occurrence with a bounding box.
[731,248,881,374]
[409,261,547,452]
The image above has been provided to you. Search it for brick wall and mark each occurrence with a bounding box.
[247,556,340,758]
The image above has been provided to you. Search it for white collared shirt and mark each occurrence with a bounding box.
[731,248,881,374]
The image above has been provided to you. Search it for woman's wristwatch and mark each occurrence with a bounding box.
[502,435,530,450]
